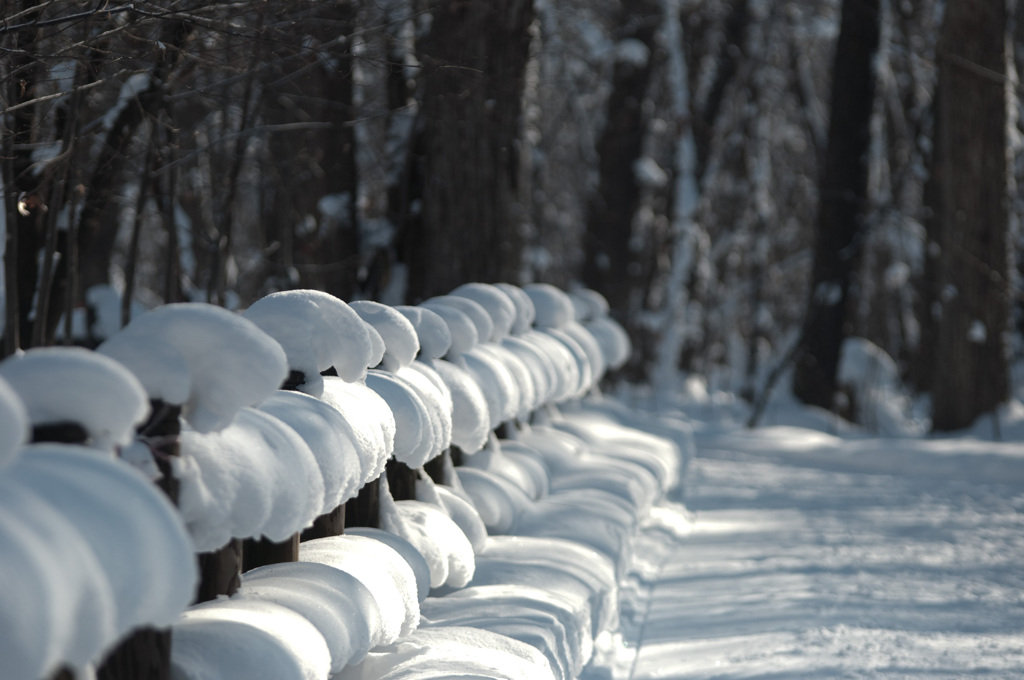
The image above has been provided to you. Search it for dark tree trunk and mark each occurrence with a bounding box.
[583,0,660,313]
[791,0,880,410]
[929,0,1010,431]
[402,0,534,300]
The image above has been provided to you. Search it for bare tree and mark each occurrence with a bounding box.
[792,0,880,412]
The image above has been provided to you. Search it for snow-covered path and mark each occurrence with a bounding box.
[625,435,1024,679]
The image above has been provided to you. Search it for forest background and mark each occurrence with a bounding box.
[2,0,1021,433]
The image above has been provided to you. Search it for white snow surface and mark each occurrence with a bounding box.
[242,290,374,393]
[350,301,420,372]
[100,303,288,433]
[0,347,149,452]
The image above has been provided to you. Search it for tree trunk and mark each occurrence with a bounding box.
[929,0,1010,431]
[403,0,534,300]
[791,0,880,410]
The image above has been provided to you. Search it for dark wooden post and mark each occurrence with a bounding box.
[96,400,183,680]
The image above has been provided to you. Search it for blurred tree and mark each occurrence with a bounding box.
[582,0,661,379]
[792,0,880,411]
[401,0,534,300]
[926,0,1011,431]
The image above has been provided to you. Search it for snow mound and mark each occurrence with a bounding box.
[542,328,594,399]
[395,306,451,360]
[420,584,592,680]
[0,347,148,452]
[524,283,575,329]
[456,466,532,534]
[379,489,476,590]
[8,445,196,637]
[364,369,437,467]
[419,299,479,356]
[522,330,581,404]
[450,283,518,341]
[585,316,631,371]
[464,346,520,429]
[0,495,67,680]
[423,296,494,351]
[0,476,116,675]
[176,407,324,551]
[426,358,490,454]
[258,390,364,515]
[242,289,374,392]
[334,625,557,680]
[838,337,923,436]
[416,473,489,553]
[345,527,432,603]
[470,535,619,639]
[494,283,536,335]
[319,376,395,485]
[238,561,382,672]
[462,436,550,500]
[501,335,557,411]
[171,598,331,680]
[395,363,453,455]
[0,375,28,468]
[99,303,288,433]
[299,534,420,646]
[569,288,610,321]
[351,300,420,372]
[563,321,607,386]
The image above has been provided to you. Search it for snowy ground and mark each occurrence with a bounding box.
[605,418,1024,679]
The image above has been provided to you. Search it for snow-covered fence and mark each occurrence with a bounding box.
[0,282,689,680]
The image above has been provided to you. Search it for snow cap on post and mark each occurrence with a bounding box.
[450,283,517,341]
[258,390,364,515]
[424,296,494,349]
[9,444,197,637]
[242,289,374,393]
[364,370,437,468]
[0,375,29,468]
[569,288,610,322]
[349,300,420,371]
[419,300,479,356]
[524,283,575,329]
[494,282,536,335]
[100,303,288,433]
[396,305,452,360]
[0,347,148,453]
[426,359,490,454]
[175,407,324,551]
[586,316,632,371]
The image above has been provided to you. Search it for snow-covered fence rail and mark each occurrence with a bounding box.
[0,282,690,680]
